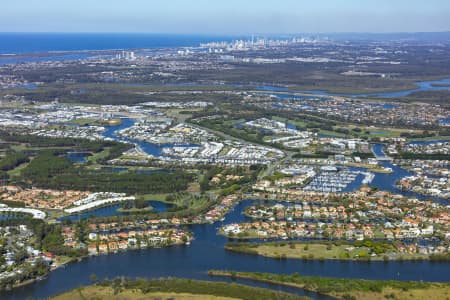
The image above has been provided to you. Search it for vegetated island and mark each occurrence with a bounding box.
[51,277,307,300]
[224,241,450,261]
[208,270,450,300]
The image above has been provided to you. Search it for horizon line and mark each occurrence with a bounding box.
[1,31,450,35]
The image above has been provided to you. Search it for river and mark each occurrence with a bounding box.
[3,198,450,300]
[3,119,450,300]
[259,77,450,99]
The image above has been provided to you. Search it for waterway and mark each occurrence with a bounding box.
[66,152,91,163]
[58,200,172,222]
[0,215,24,221]
[103,117,198,157]
[368,144,449,205]
[3,118,450,300]
[259,77,450,99]
[3,198,450,300]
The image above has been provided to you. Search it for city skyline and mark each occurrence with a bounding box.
[1,0,450,34]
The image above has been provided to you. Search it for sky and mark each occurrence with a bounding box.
[1,0,450,34]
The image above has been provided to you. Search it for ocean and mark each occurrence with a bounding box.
[0,33,241,54]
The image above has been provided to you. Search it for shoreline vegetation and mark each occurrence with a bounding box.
[208,270,450,300]
[51,277,307,300]
[224,241,450,262]
[1,242,193,292]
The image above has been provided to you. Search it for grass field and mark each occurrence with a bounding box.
[86,148,111,163]
[340,287,450,300]
[226,242,429,261]
[52,286,239,300]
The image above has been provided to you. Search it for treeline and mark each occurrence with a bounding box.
[52,172,192,194]
[0,258,50,291]
[400,131,436,139]
[17,152,193,194]
[37,223,87,257]
[14,86,240,105]
[0,130,101,150]
[393,152,450,160]
[73,197,217,224]
[194,117,270,146]
[292,151,336,159]
[352,152,375,159]
[0,219,84,290]
[0,218,85,258]
[0,152,29,171]
[0,170,8,180]
[209,271,445,297]
[95,277,305,300]
[200,165,261,192]
[429,253,450,261]
[0,130,131,160]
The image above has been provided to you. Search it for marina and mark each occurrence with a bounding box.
[2,199,450,300]
[303,167,361,193]
[1,23,450,300]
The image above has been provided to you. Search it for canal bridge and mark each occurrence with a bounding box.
[375,156,393,161]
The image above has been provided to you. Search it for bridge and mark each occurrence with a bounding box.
[375,156,393,161]
[371,144,394,161]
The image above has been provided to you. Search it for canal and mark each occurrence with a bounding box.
[3,197,450,300]
[3,117,450,300]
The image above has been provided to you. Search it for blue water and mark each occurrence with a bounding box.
[0,215,25,221]
[341,172,366,193]
[2,129,450,299]
[0,33,242,54]
[372,143,387,157]
[15,83,37,89]
[0,33,246,65]
[369,144,448,205]
[66,152,90,163]
[103,117,198,157]
[1,33,450,298]
[256,85,290,92]
[3,199,450,300]
[439,118,450,125]
[59,200,172,221]
[408,139,450,145]
[258,78,450,99]
[291,78,450,98]
[382,104,397,109]
[94,166,171,175]
[286,123,297,130]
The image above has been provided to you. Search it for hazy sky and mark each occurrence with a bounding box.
[1,0,450,34]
